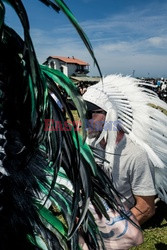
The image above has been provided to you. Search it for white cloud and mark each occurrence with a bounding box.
[147,36,167,47]
[92,47,167,78]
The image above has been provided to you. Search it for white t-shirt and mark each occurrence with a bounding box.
[112,135,156,208]
[88,134,157,209]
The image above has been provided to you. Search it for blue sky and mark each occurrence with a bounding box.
[4,0,167,78]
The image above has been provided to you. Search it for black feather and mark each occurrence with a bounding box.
[38,0,60,12]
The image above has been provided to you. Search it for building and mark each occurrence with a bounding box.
[43,56,89,77]
[43,56,100,96]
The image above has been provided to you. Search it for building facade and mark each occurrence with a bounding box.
[43,56,89,77]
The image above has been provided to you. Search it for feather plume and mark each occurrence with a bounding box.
[83,74,167,203]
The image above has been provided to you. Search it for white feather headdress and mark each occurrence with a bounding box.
[83,74,167,203]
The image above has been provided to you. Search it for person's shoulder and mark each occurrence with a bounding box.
[125,136,149,159]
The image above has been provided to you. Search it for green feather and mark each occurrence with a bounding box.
[38,205,67,236]
[41,65,87,140]
[27,234,49,250]
[70,125,97,176]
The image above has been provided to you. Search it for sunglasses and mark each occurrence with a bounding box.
[86,110,106,119]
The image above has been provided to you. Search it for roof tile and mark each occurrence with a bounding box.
[49,56,89,66]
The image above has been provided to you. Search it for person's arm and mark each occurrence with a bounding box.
[131,195,155,225]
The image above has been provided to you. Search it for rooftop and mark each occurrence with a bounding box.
[47,56,89,66]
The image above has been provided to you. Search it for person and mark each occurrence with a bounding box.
[161,80,167,92]
[79,106,145,249]
[85,104,156,225]
[83,75,158,226]
[156,77,164,88]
